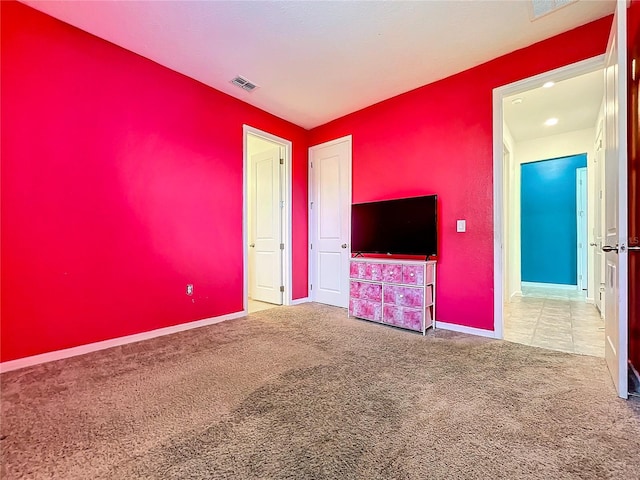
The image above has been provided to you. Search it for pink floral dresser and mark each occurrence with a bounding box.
[349,258,436,334]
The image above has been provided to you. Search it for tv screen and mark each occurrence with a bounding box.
[351,195,438,257]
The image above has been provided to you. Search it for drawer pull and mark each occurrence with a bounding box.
[410,273,414,276]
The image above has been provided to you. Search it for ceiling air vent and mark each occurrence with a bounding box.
[530,0,577,21]
[230,75,259,92]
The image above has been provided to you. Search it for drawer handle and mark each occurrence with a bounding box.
[410,273,414,277]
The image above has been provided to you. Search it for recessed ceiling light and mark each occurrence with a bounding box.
[544,118,559,126]
[543,81,555,88]
[511,98,524,105]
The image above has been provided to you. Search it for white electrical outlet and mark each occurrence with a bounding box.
[456,220,466,232]
[186,284,194,295]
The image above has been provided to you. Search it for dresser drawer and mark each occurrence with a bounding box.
[350,262,384,281]
[350,261,365,279]
[383,305,423,331]
[383,284,423,308]
[402,265,424,285]
[350,280,382,302]
[350,298,382,322]
[364,262,383,281]
[381,263,403,283]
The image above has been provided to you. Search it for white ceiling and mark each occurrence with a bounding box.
[504,69,604,142]
[21,0,615,130]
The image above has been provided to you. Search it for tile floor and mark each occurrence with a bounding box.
[504,284,605,357]
[248,298,280,313]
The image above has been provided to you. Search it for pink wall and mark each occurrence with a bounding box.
[309,17,612,331]
[0,1,617,362]
[0,2,308,362]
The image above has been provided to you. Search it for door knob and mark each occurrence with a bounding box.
[341,243,348,249]
[602,245,618,253]
[249,243,255,248]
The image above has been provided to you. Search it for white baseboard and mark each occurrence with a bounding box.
[0,310,246,374]
[436,321,497,339]
[521,281,578,290]
[586,297,595,304]
[510,290,523,299]
[290,297,310,305]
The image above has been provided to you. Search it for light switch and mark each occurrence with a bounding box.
[456,220,466,232]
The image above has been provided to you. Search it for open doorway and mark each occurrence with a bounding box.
[243,126,293,314]
[494,3,630,399]
[494,57,606,356]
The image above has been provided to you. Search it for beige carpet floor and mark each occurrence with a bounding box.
[1,303,639,479]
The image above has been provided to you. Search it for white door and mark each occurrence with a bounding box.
[309,137,352,307]
[594,126,605,314]
[603,0,628,399]
[576,167,588,291]
[250,146,283,305]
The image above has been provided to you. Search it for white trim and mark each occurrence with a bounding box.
[243,125,293,309]
[0,311,245,373]
[585,297,595,304]
[308,135,353,306]
[493,86,505,341]
[436,321,497,339]
[521,281,579,290]
[290,297,311,305]
[310,135,354,150]
[576,167,588,291]
[308,147,314,301]
[492,55,605,341]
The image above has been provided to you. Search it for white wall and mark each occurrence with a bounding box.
[516,128,595,164]
[511,127,596,297]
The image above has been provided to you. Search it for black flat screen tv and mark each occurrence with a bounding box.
[351,195,438,257]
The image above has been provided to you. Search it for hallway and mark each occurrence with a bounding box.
[504,284,604,357]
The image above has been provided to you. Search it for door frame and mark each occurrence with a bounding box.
[502,142,514,301]
[243,125,293,311]
[308,135,353,302]
[492,55,605,339]
[593,119,606,315]
[576,166,588,291]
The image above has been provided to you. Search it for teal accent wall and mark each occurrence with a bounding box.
[521,154,587,285]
